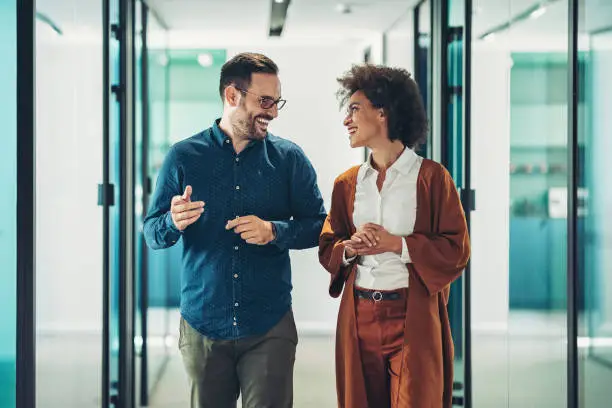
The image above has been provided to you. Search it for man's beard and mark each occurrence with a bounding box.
[233,113,272,141]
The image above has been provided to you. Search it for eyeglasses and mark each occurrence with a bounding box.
[235,87,286,110]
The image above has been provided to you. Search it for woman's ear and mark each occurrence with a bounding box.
[377,108,387,122]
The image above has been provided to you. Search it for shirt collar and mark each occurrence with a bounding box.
[358,147,417,182]
[211,118,265,150]
[211,118,231,147]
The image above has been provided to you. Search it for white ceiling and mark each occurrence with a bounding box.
[144,0,419,46]
[147,0,417,33]
[35,0,612,49]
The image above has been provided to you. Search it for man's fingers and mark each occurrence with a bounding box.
[173,201,205,213]
[240,231,258,241]
[182,185,193,201]
[171,195,184,206]
[246,237,266,245]
[225,216,254,230]
[176,213,201,230]
[233,223,256,234]
[174,207,204,221]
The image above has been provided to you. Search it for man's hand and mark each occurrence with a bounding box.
[226,215,275,245]
[343,223,402,256]
[171,185,205,231]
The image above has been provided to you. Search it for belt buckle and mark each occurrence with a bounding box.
[372,291,383,302]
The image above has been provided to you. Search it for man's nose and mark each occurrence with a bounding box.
[268,104,279,118]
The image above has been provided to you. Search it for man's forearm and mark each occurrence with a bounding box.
[143,211,182,249]
[271,216,325,250]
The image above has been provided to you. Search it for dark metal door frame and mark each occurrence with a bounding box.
[431,0,473,406]
[119,0,136,406]
[567,0,579,406]
[139,1,151,405]
[102,0,136,406]
[16,0,36,407]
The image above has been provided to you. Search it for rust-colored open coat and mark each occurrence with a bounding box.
[318,159,470,408]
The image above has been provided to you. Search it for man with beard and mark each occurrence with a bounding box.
[144,52,326,408]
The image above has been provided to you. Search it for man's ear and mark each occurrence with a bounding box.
[225,86,241,107]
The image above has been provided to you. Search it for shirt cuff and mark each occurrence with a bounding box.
[164,211,183,243]
[270,220,290,249]
[342,247,357,266]
[400,237,412,263]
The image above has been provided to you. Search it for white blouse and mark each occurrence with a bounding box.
[346,148,423,290]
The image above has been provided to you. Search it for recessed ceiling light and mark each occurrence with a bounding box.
[274,0,284,3]
[483,33,496,42]
[197,53,213,67]
[336,3,351,14]
[529,6,547,20]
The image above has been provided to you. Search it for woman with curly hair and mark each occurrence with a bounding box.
[318,64,470,408]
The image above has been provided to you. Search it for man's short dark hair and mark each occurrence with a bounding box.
[219,52,279,100]
[337,64,428,149]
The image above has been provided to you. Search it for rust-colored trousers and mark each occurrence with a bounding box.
[355,287,408,408]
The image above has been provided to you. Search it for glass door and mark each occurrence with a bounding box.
[414,0,432,159]
[134,0,151,404]
[578,3,612,405]
[0,1,18,406]
[35,0,104,406]
[433,0,473,405]
[103,0,121,405]
[103,0,136,406]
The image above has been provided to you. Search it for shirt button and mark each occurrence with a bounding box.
[234,274,239,278]
[233,322,237,326]
[235,157,240,162]
[234,302,239,307]
[234,246,239,250]
[235,185,240,190]
[225,139,230,144]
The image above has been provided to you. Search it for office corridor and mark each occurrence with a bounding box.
[4,0,612,407]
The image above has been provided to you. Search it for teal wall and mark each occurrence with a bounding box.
[509,53,569,310]
[0,2,17,407]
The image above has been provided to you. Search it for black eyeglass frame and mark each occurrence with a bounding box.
[235,86,286,110]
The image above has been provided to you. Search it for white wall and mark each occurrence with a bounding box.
[470,44,511,333]
[36,38,103,333]
[225,45,366,333]
[385,31,414,71]
[591,33,612,336]
[470,42,512,408]
[384,11,414,72]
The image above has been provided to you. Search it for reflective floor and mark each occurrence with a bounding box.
[34,311,612,408]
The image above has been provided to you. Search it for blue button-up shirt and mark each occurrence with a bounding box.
[143,120,327,340]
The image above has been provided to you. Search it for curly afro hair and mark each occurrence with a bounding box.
[337,64,428,149]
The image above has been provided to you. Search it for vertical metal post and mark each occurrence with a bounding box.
[16,1,36,406]
[567,0,579,406]
[102,0,111,406]
[462,0,473,406]
[140,1,150,405]
[119,0,136,406]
